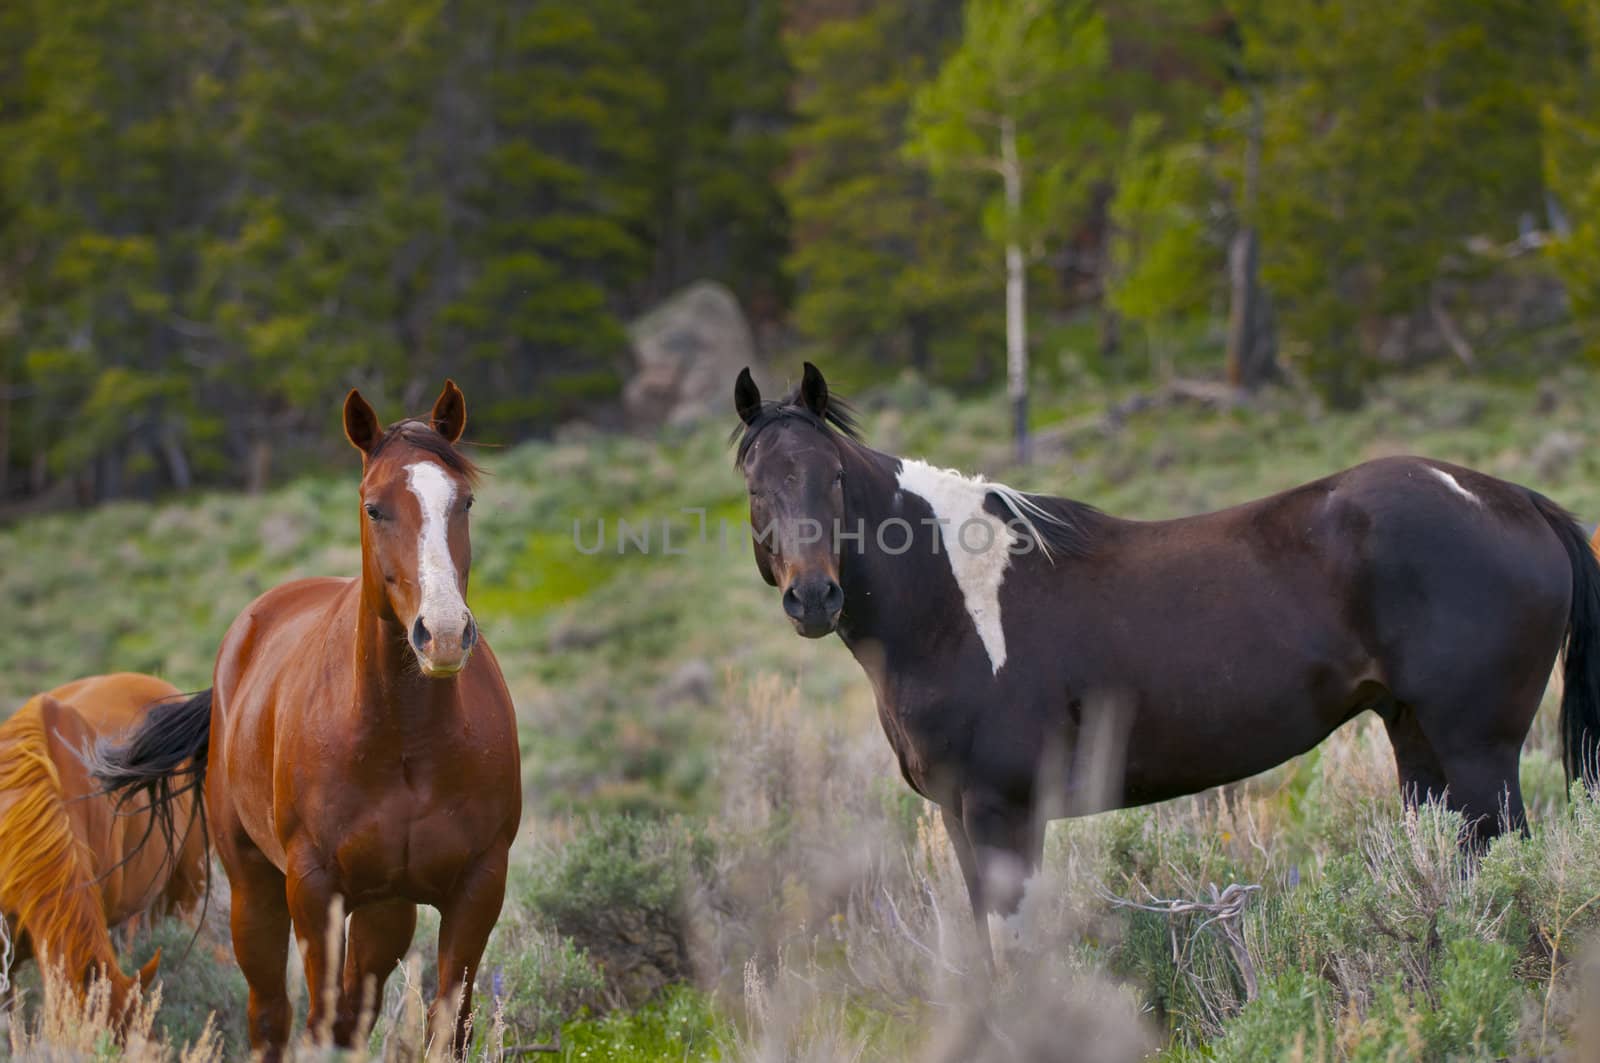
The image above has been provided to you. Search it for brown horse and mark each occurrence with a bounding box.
[93,382,522,1059]
[734,364,1600,959]
[0,673,204,1018]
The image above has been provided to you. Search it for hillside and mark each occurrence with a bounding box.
[5,367,1600,1059]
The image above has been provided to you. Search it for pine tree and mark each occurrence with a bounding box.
[784,0,993,389]
[1240,0,1574,402]
[0,0,238,498]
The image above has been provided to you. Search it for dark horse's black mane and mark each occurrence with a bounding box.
[731,384,1102,560]
[730,385,863,465]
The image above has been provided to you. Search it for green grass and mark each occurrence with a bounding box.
[556,987,727,1062]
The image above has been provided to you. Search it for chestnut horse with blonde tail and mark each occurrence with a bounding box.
[0,673,204,1018]
[94,382,522,1059]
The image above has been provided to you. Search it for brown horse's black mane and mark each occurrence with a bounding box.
[370,419,481,483]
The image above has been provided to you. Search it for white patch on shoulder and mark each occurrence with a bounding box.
[896,459,1020,674]
[1428,467,1481,506]
[405,462,469,627]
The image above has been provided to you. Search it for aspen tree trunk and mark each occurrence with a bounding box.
[1226,91,1278,390]
[1001,113,1030,464]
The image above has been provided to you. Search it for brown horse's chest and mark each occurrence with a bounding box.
[290,741,514,906]
[322,801,478,905]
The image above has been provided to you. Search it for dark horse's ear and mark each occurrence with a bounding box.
[735,367,762,425]
[431,379,467,443]
[344,389,382,456]
[799,361,828,418]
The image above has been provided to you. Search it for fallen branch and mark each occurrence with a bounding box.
[1098,880,1263,1003]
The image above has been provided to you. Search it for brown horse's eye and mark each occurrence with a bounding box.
[462,497,474,513]
[365,503,384,522]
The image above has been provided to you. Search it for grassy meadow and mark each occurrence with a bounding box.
[5,365,1600,1059]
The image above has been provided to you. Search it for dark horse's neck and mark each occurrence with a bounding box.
[352,588,459,729]
[830,440,952,665]
[830,437,1103,673]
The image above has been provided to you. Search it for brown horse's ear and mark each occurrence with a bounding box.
[799,361,828,418]
[36,695,93,770]
[735,368,762,425]
[431,379,466,443]
[344,389,382,456]
[137,949,161,989]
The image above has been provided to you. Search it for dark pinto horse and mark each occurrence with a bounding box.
[733,363,1600,956]
[93,382,522,1059]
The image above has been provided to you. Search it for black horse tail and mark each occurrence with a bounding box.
[1528,492,1600,789]
[89,689,213,872]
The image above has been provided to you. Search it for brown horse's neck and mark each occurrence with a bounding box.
[352,593,459,728]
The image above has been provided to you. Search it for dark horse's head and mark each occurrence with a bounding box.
[732,363,860,638]
[343,380,481,677]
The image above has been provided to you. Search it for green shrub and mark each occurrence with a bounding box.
[520,816,711,1005]
[1215,971,1331,1061]
[128,916,248,1058]
[480,921,605,1042]
[1425,937,1521,1059]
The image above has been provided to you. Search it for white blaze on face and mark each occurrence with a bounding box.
[405,461,470,637]
[1428,467,1482,506]
[896,459,1019,674]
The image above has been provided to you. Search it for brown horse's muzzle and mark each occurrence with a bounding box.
[410,613,478,676]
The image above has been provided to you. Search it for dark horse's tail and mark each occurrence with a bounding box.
[1528,493,1600,789]
[88,689,213,884]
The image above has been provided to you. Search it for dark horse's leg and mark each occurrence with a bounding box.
[335,899,418,1047]
[1379,701,1450,808]
[939,802,992,966]
[1435,741,1528,847]
[958,788,1044,965]
[1401,667,1545,847]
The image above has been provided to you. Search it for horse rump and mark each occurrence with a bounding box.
[1527,491,1600,789]
[88,689,213,872]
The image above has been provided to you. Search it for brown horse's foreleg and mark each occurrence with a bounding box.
[335,899,417,1047]
[433,848,509,1058]
[285,849,346,1045]
[225,844,293,1059]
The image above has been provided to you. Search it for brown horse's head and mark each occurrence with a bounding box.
[102,951,161,1025]
[344,381,481,677]
[733,363,854,638]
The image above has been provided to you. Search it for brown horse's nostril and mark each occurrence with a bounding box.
[411,617,431,652]
[463,617,478,652]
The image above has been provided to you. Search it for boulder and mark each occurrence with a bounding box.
[625,281,758,429]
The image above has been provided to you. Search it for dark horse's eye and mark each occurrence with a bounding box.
[462,497,474,513]
[365,503,383,521]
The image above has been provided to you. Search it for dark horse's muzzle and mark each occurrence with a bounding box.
[783,577,843,638]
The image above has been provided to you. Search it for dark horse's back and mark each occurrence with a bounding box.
[999,455,1592,835]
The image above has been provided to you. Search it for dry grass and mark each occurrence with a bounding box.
[3,676,1595,1061]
